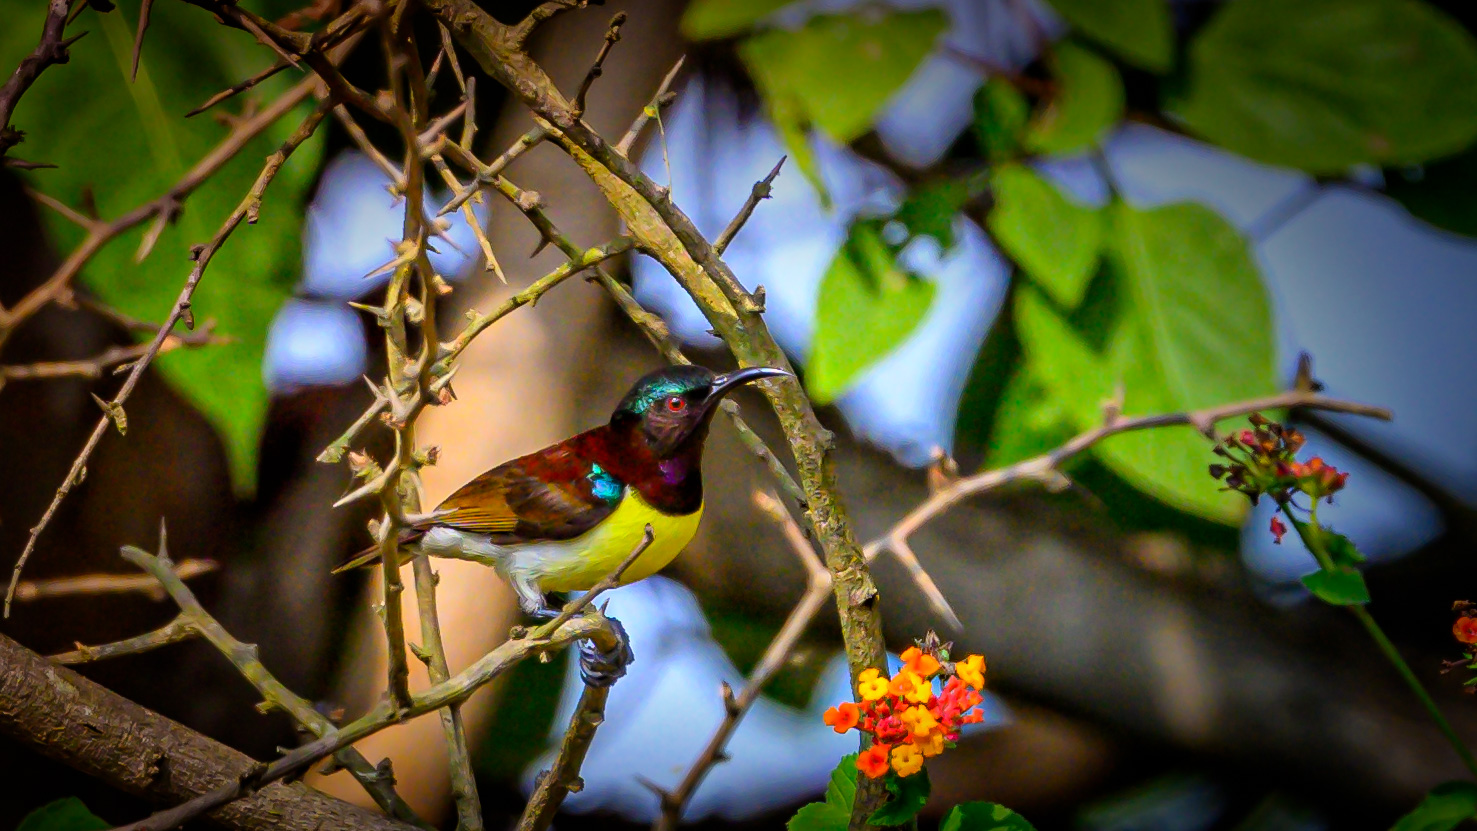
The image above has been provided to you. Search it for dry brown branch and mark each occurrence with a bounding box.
[572,12,625,118]
[0,0,83,158]
[651,491,832,831]
[130,0,155,80]
[0,72,320,353]
[4,94,331,617]
[14,558,217,603]
[861,375,1395,575]
[1,321,226,382]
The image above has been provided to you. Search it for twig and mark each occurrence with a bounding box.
[712,156,784,256]
[571,12,625,118]
[114,530,434,829]
[130,0,154,80]
[15,558,217,602]
[394,23,485,818]
[517,685,607,831]
[651,491,832,831]
[1,322,225,381]
[4,94,330,617]
[861,385,1394,574]
[616,56,683,156]
[51,615,196,664]
[0,0,82,158]
[436,125,548,217]
[515,527,653,831]
[103,611,622,831]
[0,72,321,354]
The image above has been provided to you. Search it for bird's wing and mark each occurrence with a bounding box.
[422,438,620,543]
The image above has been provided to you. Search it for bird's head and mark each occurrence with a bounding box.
[611,364,791,458]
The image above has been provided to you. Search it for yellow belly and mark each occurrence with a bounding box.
[532,490,702,592]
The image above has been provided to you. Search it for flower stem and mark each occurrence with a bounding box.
[1287,503,1477,780]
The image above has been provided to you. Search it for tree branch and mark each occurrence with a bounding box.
[0,633,419,831]
[0,0,81,158]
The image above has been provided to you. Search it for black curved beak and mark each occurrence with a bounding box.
[707,366,792,402]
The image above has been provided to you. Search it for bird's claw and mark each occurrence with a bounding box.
[579,616,633,688]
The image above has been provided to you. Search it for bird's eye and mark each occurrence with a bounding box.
[665,396,687,413]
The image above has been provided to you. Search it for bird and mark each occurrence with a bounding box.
[335,363,791,684]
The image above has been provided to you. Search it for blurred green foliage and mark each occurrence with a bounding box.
[808,221,935,404]
[1044,0,1173,73]
[1173,0,1477,173]
[684,0,1477,527]
[16,797,108,831]
[1021,40,1123,156]
[1390,782,1477,831]
[738,9,946,195]
[5,1,324,490]
[941,802,1038,831]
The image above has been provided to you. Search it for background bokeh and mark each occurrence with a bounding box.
[2,0,1476,828]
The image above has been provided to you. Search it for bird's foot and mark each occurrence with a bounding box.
[579,615,633,688]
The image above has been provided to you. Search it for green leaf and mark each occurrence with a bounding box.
[18,798,109,831]
[808,222,936,403]
[1098,201,1275,523]
[6,5,324,490]
[1290,518,1367,567]
[895,172,987,249]
[1173,0,1477,173]
[1044,0,1173,72]
[1013,201,1276,524]
[941,801,1039,831]
[681,0,796,39]
[984,365,1076,467]
[740,10,947,144]
[1301,566,1371,606]
[987,164,1102,308]
[1392,782,1477,831]
[972,79,1030,162]
[1386,150,1477,238]
[1024,40,1124,156]
[869,768,931,826]
[788,755,858,831]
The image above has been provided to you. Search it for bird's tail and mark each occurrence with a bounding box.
[331,529,424,574]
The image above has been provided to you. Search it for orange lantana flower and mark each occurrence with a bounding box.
[955,654,986,690]
[900,646,941,679]
[899,704,938,739]
[857,744,891,779]
[858,668,889,701]
[889,669,932,704]
[1456,616,1477,645]
[823,702,860,734]
[917,731,946,757]
[890,743,924,777]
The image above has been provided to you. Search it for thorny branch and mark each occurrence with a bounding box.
[103,542,640,831]
[0,0,83,160]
